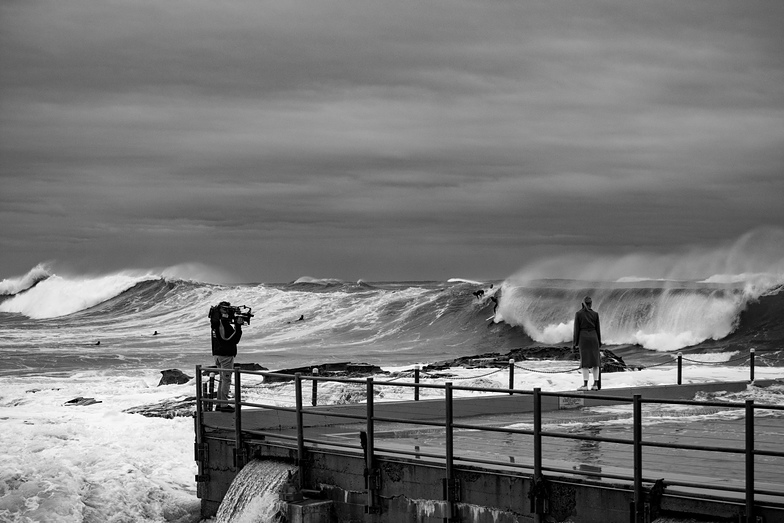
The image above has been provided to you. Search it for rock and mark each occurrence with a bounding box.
[600,349,628,373]
[234,362,268,372]
[124,396,196,418]
[65,397,102,406]
[158,369,193,386]
[422,346,631,374]
[264,362,385,382]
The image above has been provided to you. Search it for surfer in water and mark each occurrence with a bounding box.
[573,296,601,390]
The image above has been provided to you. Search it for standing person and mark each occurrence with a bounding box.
[210,301,243,412]
[573,296,601,391]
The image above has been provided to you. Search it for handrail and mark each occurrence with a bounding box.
[195,354,782,522]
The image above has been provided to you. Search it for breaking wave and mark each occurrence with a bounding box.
[0,263,52,296]
[1,262,783,361]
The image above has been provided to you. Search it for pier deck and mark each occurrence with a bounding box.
[197,379,784,522]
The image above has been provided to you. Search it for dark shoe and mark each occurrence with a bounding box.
[217,405,235,413]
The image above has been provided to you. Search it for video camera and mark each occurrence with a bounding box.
[209,301,254,326]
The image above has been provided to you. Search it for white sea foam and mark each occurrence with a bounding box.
[1,362,782,522]
[0,371,200,523]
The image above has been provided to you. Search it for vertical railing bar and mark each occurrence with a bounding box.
[533,387,543,523]
[311,368,319,406]
[366,377,376,512]
[508,359,514,395]
[208,372,215,412]
[195,365,203,445]
[445,382,454,522]
[633,394,642,523]
[194,365,207,483]
[677,352,682,385]
[295,372,305,490]
[749,348,755,383]
[233,368,243,469]
[746,399,754,523]
[414,365,420,401]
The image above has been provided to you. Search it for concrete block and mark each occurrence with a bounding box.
[287,499,333,523]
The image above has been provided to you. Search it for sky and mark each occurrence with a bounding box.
[2,0,784,284]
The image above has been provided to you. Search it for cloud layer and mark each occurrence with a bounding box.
[2,0,783,282]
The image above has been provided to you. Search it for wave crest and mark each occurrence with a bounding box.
[0,263,52,296]
[0,271,159,319]
[498,282,775,352]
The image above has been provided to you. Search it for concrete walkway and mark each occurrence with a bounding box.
[202,379,784,507]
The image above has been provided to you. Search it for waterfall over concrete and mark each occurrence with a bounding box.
[215,460,296,523]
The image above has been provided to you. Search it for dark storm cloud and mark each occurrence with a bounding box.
[1,0,783,281]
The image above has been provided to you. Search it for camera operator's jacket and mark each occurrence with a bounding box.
[211,319,242,357]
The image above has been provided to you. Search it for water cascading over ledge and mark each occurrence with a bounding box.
[215,460,296,523]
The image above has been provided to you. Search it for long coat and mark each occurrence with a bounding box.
[573,307,601,368]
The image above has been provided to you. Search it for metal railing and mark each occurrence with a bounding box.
[194,363,784,523]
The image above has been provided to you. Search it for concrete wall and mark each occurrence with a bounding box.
[198,434,780,522]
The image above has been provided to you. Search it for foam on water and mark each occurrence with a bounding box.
[1,358,782,522]
[1,234,782,522]
[0,371,200,523]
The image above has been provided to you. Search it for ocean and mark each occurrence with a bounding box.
[1,264,783,522]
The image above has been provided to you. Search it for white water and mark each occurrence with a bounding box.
[0,272,156,319]
[0,263,52,296]
[1,362,782,522]
[214,461,294,523]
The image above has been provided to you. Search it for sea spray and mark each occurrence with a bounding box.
[497,280,777,351]
[0,263,53,296]
[0,272,156,319]
[215,460,295,523]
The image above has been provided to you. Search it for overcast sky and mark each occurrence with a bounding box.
[2,0,783,283]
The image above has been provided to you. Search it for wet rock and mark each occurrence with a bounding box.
[234,362,268,372]
[423,346,631,374]
[264,362,385,382]
[65,397,102,406]
[158,369,193,386]
[124,396,196,419]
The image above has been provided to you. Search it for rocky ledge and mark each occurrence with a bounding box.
[422,346,631,374]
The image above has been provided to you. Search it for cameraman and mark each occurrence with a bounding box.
[210,301,243,412]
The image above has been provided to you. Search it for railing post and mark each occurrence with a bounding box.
[746,399,755,523]
[311,368,319,406]
[233,368,244,469]
[532,388,543,523]
[633,394,643,523]
[295,372,305,490]
[444,382,458,522]
[749,348,755,383]
[195,365,203,438]
[414,365,420,401]
[365,377,379,514]
[194,365,209,483]
[208,373,215,411]
[677,352,682,385]
[508,359,515,395]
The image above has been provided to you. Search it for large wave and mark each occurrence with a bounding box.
[496,281,776,351]
[0,270,161,319]
[2,262,782,363]
[500,227,784,352]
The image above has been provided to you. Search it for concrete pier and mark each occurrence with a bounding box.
[196,379,784,522]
